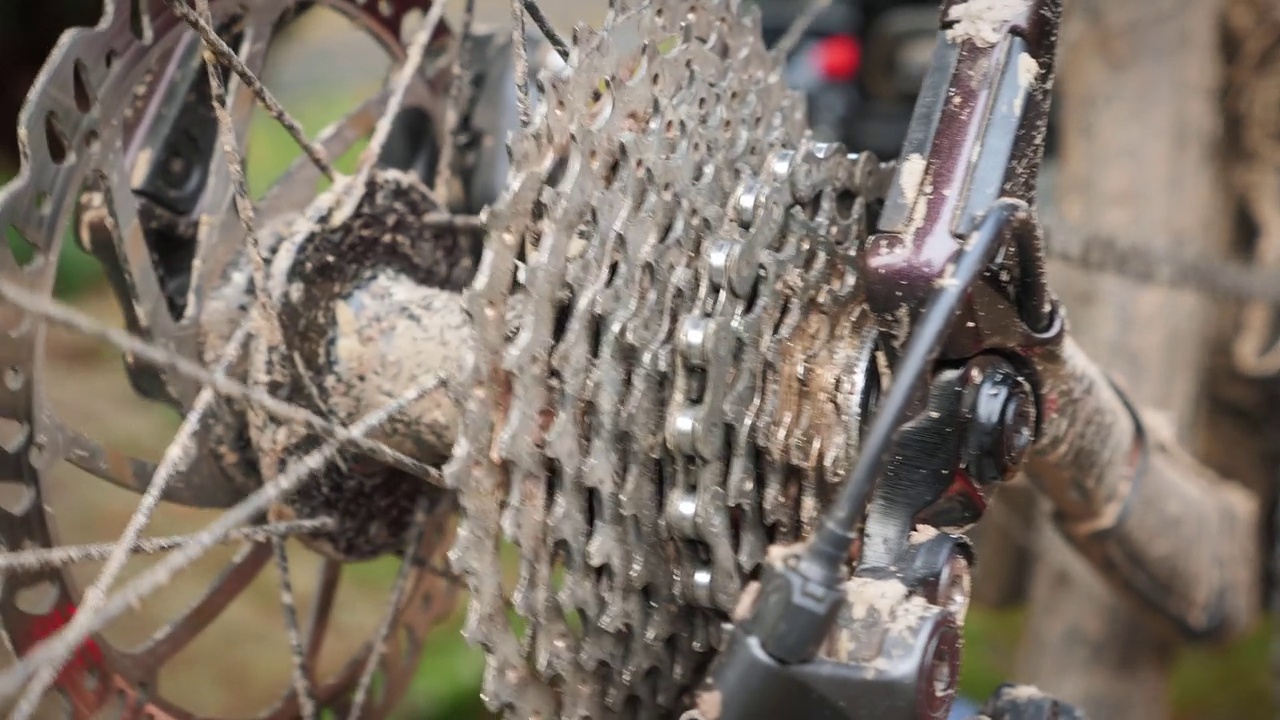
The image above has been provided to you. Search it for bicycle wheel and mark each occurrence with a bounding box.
[0,1,485,717]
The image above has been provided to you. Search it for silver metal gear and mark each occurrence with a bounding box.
[0,1,474,716]
[446,0,894,716]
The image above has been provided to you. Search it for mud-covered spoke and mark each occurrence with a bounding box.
[345,501,431,720]
[518,0,568,61]
[258,90,391,221]
[296,561,339,676]
[227,2,288,127]
[434,0,477,198]
[340,0,450,216]
[86,169,178,342]
[10,322,258,719]
[273,539,318,720]
[191,2,293,223]
[163,0,334,180]
[0,519,334,575]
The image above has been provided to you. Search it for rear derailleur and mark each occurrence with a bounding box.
[698,0,1261,716]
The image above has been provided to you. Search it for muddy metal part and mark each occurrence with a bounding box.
[0,0,482,716]
[0,0,1269,719]
[697,1,1261,717]
[687,533,971,720]
[862,0,1261,642]
[277,0,1257,715]
[438,0,917,714]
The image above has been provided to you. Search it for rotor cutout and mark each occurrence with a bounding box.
[0,478,33,515]
[73,60,96,114]
[130,0,154,44]
[4,366,24,392]
[44,111,71,165]
[6,224,41,269]
[0,420,31,456]
[14,579,60,616]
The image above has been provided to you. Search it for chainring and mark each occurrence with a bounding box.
[446,0,893,716]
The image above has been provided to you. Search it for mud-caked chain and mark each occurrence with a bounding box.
[443,0,893,717]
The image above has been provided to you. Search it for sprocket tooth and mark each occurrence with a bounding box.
[450,0,891,715]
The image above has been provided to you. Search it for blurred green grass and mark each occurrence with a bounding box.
[3,86,1275,720]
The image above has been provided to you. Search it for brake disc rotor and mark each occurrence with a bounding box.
[0,1,467,716]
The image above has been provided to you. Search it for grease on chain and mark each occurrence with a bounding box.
[444,0,891,716]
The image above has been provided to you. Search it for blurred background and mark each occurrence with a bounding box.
[0,2,1273,719]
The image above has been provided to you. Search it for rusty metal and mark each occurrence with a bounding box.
[444,0,895,714]
[0,0,1273,716]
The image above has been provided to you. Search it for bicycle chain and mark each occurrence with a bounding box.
[444,0,893,716]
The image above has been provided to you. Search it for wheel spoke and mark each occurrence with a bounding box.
[345,499,431,720]
[773,0,832,58]
[258,89,390,221]
[434,0,478,199]
[0,519,334,574]
[338,0,449,220]
[162,0,335,180]
[194,0,275,330]
[195,2,287,222]
[511,0,532,128]
[273,539,318,720]
[304,559,343,670]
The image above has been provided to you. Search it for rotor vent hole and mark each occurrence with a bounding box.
[130,0,154,44]
[73,60,95,113]
[7,224,42,269]
[15,579,59,615]
[104,49,118,69]
[4,366,24,391]
[0,419,30,456]
[0,479,33,515]
[587,82,614,129]
[398,7,424,45]
[835,190,859,223]
[44,112,71,165]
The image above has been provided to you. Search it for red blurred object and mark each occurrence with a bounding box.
[816,34,862,81]
[26,602,106,689]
